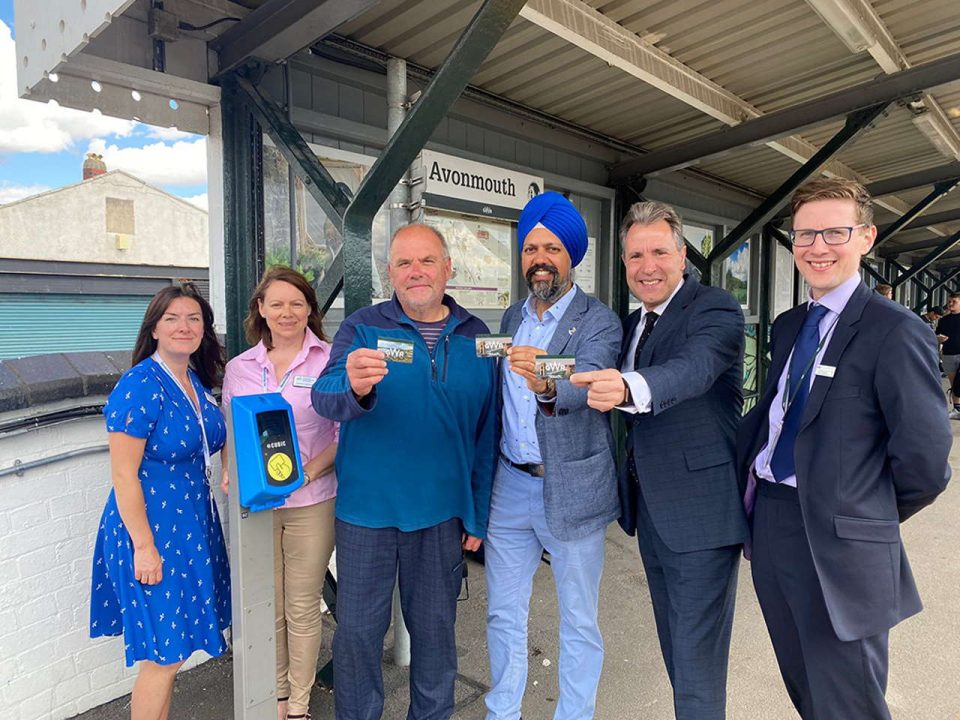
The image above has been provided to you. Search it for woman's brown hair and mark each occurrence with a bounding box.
[132,283,225,388]
[243,266,328,348]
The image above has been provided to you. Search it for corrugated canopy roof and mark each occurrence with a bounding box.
[320,0,960,266]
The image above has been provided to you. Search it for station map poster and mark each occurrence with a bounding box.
[424,210,513,309]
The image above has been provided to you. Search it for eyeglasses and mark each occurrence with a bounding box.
[788,224,867,247]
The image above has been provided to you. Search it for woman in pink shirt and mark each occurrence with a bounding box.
[222,267,337,720]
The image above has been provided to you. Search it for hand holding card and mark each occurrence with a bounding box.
[346,347,388,398]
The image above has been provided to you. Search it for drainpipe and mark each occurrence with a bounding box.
[387,55,412,669]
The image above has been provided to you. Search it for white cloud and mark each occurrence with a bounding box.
[88,136,207,187]
[181,192,208,210]
[0,22,135,153]
[147,126,196,142]
[0,182,50,204]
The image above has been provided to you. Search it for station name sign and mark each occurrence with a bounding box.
[414,150,544,221]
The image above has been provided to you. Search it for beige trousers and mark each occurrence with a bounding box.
[273,498,336,715]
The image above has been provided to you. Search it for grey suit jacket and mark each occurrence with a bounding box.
[737,282,951,641]
[500,287,622,541]
[619,276,750,553]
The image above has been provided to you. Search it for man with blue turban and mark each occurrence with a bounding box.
[484,191,621,720]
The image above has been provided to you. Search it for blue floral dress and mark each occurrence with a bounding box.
[90,357,231,666]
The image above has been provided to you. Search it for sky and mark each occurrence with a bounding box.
[0,1,208,209]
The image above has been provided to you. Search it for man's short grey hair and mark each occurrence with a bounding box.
[389,223,450,260]
[618,201,685,251]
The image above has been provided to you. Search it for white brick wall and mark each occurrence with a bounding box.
[0,409,228,720]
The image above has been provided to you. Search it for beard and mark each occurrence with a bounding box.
[525,263,572,304]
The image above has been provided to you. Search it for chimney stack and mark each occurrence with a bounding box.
[83,153,107,180]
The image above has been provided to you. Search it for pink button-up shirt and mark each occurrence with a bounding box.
[222,329,338,508]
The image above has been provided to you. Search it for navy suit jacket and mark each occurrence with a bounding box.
[737,282,952,641]
[618,276,750,553]
[501,288,622,541]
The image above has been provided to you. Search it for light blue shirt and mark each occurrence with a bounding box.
[500,285,579,464]
[754,272,861,488]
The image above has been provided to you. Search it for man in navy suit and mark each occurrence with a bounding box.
[737,178,952,718]
[573,200,748,719]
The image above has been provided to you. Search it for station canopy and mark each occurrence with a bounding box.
[15,0,960,269]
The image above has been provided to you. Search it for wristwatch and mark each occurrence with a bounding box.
[303,470,313,486]
[541,378,557,399]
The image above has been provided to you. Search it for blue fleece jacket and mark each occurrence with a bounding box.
[311,294,498,538]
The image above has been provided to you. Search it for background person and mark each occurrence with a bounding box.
[936,293,960,418]
[922,306,941,334]
[875,283,893,300]
[90,283,230,720]
[312,224,497,720]
[222,267,338,720]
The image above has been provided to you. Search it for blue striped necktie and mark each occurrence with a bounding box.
[771,303,830,482]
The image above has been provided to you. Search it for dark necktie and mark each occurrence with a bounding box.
[632,311,659,370]
[771,304,830,482]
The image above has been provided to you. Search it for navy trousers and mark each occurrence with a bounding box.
[332,518,464,720]
[752,481,891,720]
[635,482,740,720]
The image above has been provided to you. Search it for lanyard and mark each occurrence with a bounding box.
[153,353,213,483]
[779,312,840,417]
[261,366,293,393]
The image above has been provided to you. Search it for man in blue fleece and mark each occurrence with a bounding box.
[312,223,498,720]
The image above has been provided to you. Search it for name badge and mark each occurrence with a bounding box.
[815,365,836,378]
[204,391,218,406]
[293,375,317,388]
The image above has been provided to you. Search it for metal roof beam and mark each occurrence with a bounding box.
[520,0,888,186]
[211,0,378,77]
[342,0,527,313]
[929,249,960,266]
[707,104,888,266]
[606,51,960,181]
[911,267,960,312]
[892,231,960,287]
[873,180,960,251]
[866,163,960,197]
[807,0,960,161]
[876,209,960,251]
[230,73,352,231]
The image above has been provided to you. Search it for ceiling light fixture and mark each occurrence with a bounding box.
[805,0,876,53]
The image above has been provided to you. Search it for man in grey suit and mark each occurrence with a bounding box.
[484,192,621,720]
[573,200,748,720]
[737,178,951,718]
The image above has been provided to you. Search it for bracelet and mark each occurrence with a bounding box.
[303,470,312,486]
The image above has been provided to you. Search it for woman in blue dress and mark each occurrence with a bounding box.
[90,283,231,720]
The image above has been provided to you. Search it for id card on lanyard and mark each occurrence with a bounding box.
[153,353,213,483]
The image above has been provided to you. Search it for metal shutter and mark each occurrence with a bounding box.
[0,294,152,359]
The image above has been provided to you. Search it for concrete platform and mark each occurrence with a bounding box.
[73,430,960,720]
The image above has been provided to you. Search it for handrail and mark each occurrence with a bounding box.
[0,444,109,479]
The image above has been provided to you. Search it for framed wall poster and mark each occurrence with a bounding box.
[684,223,714,258]
[772,240,795,319]
[423,209,513,309]
[722,239,751,309]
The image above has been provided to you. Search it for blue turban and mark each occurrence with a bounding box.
[517,191,588,267]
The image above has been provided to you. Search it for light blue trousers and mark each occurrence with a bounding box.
[484,459,606,720]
